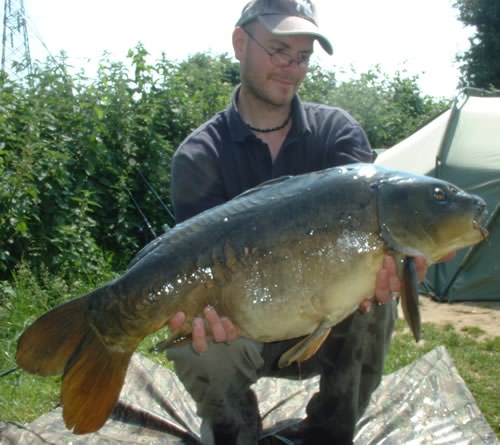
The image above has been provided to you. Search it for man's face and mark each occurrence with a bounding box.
[235,21,314,108]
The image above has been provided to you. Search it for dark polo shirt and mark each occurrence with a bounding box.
[171,87,374,223]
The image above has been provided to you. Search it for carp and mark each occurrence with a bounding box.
[16,163,487,434]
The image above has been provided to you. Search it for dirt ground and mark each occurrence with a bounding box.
[414,295,500,339]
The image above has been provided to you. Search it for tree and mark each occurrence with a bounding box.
[454,0,500,89]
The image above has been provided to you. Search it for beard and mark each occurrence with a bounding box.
[241,69,300,110]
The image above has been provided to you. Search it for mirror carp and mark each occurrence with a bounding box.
[16,163,488,434]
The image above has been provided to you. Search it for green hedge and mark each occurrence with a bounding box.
[0,46,447,278]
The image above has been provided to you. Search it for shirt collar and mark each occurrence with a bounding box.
[225,85,311,143]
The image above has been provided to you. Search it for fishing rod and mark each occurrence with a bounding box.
[136,169,175,227]
[126,188,157,238]
[126,170,175,239]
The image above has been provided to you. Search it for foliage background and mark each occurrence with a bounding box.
[454,0,500,89]
[0,47,448,281]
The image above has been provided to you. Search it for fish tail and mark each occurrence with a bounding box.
[16,291,132,433]
[16,295,89,376]
[62,329,132,434]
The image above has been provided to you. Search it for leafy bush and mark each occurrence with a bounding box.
[0,48,237,278]
[0,48,447,279]
[300,66,448,148]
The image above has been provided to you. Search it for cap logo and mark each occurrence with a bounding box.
[294,0,313,18]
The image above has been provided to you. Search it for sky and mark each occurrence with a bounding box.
[12,0,474,99]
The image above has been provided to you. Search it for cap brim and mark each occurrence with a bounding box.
[258,15,333,55]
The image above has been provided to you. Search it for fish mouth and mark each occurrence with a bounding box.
[472,199,489,240]
[473,219,489,240]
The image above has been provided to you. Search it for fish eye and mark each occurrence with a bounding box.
[433,187,447,202]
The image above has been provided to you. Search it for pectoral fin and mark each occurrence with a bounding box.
[396,256,421,342]
[278,321,331,368]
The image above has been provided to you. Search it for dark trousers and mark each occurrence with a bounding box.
[167,302,396,444]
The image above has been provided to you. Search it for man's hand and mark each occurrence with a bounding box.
[168,306,240,353]
[359,252,455,313]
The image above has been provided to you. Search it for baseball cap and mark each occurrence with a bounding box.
[236,0,333,55]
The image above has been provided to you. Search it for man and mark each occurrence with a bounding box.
[166,1,427,444]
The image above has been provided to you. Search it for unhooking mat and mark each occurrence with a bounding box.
[1,346,498,444]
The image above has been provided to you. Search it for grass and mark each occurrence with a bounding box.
[1,266,498,438]
[385,320,500,436]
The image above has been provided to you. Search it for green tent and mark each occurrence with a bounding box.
[376,88,500,302]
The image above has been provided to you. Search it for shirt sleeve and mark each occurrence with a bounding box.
[320,107,375,168]
[171,141,227,223]
[327,122,374,166]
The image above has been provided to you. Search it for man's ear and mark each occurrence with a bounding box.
[232,27,246,61]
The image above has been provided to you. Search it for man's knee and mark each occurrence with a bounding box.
[166,337,264,402]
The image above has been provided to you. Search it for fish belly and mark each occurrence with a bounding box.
[220,233,385,342]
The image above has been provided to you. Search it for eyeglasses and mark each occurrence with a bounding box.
[243,28,311,68]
